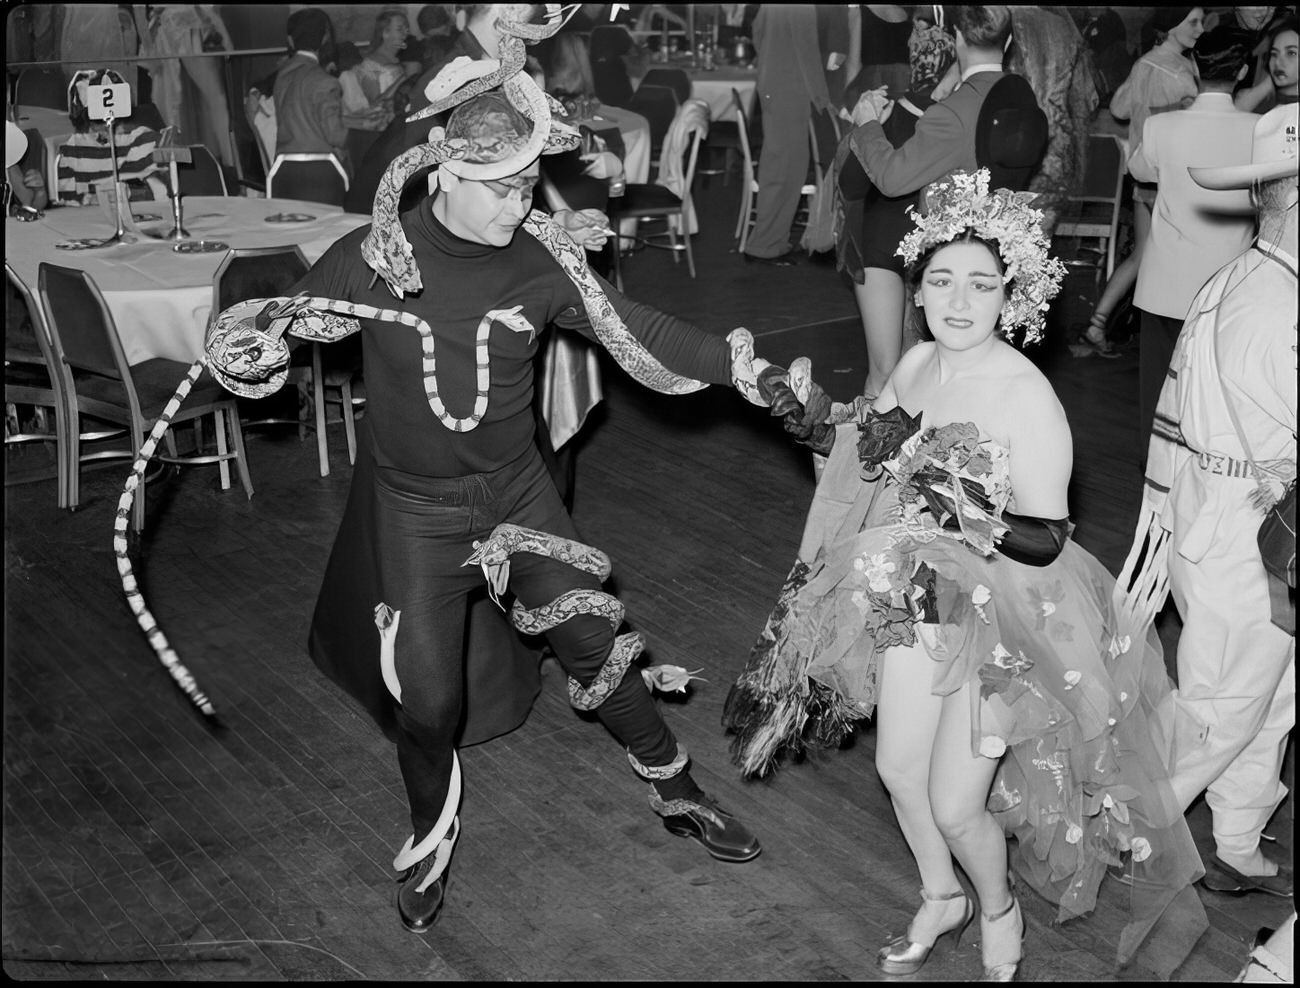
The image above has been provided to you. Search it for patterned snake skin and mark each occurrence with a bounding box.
[465,523,645,711]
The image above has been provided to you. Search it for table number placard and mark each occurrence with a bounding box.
[87,83,133,121]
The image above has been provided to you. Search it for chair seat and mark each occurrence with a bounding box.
[76,359,232,421]
[610,183,682,215]
[705,120,742,150]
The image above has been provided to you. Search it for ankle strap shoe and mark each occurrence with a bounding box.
[877,886,974,975]
[979,896,1024,982]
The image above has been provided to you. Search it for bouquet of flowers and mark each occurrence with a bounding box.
[884,422,1011,556]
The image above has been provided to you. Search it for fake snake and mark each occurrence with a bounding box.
[112,3,767,721]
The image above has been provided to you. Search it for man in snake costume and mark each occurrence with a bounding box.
[115,4,796,934]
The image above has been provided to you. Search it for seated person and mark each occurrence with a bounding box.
[55,70,167,204]
[5,120,48,212]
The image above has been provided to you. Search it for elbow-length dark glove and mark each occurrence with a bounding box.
[920,482,1070,566]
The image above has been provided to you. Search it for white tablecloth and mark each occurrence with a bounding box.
[687,67,758,124]
[6,196,369,365]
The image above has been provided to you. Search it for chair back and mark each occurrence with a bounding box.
[175,144,229,196]
[134,102,168,132]
[266,153,348,206]
[1074,133,1125,202]
[37,263,127,382]
[589,25,636,106]
[245,88,277,175]
[657,99,708,193]
[14,68,67,110]
[733,89,756,183]
[5,262,62,384]
[640,67,691,105]
[1055,133,1125,280]
[16,127,47,190]
[213,245,310,313]
[628,84,678,160]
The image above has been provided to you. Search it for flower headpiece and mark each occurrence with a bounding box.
[896,169,1066,345]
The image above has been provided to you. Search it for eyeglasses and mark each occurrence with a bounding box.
[463,176,538,202]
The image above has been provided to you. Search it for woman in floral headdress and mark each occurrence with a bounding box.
[724,170,1208,980]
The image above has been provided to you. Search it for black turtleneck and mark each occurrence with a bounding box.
[291,202,730,477]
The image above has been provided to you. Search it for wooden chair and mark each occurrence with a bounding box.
[266,153,349,207]
[1054,134,1127,292]
[38,262,254,532]
[6,262,129,508]
[212,246,363,477]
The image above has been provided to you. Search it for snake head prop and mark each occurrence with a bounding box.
[205,299,294,397]
[205,298,360,398]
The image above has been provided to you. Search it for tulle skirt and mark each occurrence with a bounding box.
[724,442,1207,969]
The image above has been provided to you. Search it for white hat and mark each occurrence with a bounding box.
[5,120,28,169]
[1190,103,1298,189]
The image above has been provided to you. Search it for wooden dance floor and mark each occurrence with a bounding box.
[4,175,1293,981]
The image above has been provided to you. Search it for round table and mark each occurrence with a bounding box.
[6,196,369,365]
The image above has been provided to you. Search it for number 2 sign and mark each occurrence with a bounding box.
[87,83,133,121]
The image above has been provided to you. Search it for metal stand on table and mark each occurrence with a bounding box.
[154,144,194,241]
[92,110,129,248]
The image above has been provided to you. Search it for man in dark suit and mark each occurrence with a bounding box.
[846,6,1023,200]
[272,7,349,175]
[743,4,847,265]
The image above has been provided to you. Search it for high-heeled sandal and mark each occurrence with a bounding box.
[978,895,1024,982]
[877,886,975,975]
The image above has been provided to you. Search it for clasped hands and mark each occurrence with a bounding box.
[757,362,836,456]
[842,86,894,128]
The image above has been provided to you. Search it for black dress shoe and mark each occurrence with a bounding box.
[1200,856,1293,898]
[742,251,799,267]
[397,858,448,933]
[660,793,762,862]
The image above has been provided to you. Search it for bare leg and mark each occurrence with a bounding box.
[927,684,1008,915]
[1087,197,1150,345]
[875,641,960,896]
[179,54,235,166]
[854,267,904,399]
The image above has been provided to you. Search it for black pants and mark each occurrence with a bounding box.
[376,446,678,839]
[1139,309,1183,469]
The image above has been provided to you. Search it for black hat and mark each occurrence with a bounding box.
[976,74,1048,192]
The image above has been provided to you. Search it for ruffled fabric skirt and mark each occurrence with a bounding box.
[723,433,1207,971]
